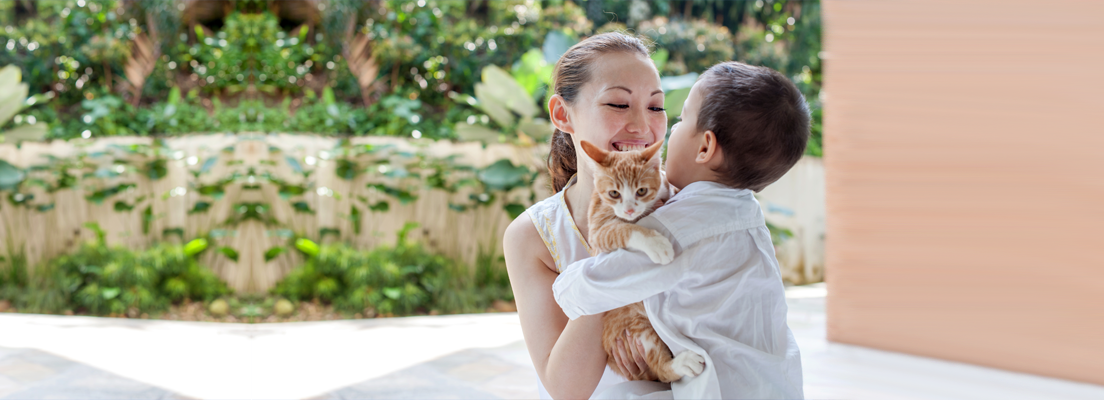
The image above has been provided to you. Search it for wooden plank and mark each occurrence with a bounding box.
[823,0,1104,385]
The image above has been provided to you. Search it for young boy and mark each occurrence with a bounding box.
[552,61,809,399]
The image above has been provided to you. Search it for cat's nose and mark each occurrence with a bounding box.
[625,208,635,215]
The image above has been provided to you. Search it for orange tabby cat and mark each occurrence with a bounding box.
[579,139,705,382]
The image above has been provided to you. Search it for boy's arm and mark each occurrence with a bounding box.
[552,235,692,320]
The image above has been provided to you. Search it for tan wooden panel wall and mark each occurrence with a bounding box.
[0,135,550,294]
[823,0,1104,385]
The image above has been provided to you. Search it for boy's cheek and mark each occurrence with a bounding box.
[663,159,685,188]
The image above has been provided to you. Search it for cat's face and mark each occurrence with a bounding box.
[580,140,664,221]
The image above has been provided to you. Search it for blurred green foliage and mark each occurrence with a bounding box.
[0,222,230,316]
[272,227,512,316]
[0,0,821,153]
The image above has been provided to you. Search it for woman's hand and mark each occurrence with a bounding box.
[613,329,650,377]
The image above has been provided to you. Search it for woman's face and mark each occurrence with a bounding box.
[560,52,667,157]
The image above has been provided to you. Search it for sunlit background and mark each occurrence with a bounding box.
[2,1,1101,399]
[0,0,822,321]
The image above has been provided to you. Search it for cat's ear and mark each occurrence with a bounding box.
[579,140,610,165]
[641,139,664,163]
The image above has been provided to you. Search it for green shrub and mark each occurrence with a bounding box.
[272,234,512,316]
[0,227,231,316]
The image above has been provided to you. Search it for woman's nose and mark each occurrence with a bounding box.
[625,107,648,134]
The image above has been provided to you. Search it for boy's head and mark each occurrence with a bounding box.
[665,61,810,191]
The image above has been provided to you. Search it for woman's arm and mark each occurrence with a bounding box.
[504,213,608,400]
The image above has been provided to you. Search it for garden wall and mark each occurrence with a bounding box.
[758,157,825,285]
[1,134,826,294]
[0,134,551,294]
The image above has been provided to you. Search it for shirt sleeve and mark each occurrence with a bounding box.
[552,227,691,320]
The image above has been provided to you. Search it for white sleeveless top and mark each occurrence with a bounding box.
[526,175,630,399]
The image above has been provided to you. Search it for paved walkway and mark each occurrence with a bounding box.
[2,283,1102,399]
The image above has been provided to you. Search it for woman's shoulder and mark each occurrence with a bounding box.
[504,209,558,274]
[526,190,564,217]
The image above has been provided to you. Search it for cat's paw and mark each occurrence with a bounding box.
[628,231,674,264]
[671,350,706,377]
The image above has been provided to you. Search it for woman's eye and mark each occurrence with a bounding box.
[608,190,620,199]
[637,188,647,196]
[606,104,629,109]
[649,107,666,112]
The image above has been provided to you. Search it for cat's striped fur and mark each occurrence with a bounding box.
[580,139,704,382]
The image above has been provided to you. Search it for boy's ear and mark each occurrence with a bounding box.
[579,140,609,165]
[641,138,664,164]
[696,130,723,166]
[548,94,574,135]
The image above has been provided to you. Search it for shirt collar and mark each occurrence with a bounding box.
[666,180,753,206]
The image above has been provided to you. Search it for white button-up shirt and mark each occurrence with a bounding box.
[552,181,804,399]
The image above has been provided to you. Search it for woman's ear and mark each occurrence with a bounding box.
[548,94,574,135]
[695,130,724,166]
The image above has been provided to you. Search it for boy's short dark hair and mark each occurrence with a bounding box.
[697,61,810,192]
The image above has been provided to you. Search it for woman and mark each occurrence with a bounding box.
[503,32,671,399]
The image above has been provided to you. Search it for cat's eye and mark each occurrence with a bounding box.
[637,188,648,196]
[608,190,620,199]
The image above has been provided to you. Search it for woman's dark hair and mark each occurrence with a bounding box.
[547,32,651,192]
[697,61,810,192]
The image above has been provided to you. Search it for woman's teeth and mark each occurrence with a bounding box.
[613,143,647,151]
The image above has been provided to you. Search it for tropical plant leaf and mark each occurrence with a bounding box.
[183,238,208,257]
[482,65,537,118]
[349,206,361,234]
[382,287,402,300]
[516,118,553,142]
[162,227,184,241]
[320,228,340,239]
[474,83,515,128]
[651,48,670,72]
[367,183,417,204]
[264,246,286,262]
[196,182,228,198]
[542,30,578,64]
[295,238,320,257]
[113,200,135,212]
[101,287,121,300]
[189,201,212,214]
[0,160,25,191]
[145,159,168,181]
[478,159,530,191]
[85,183,136,205]
[504,203,526,219]
[285,156,304,174]
[396,221,420,246]
[335,159,360,180]
[368,201,389,212]
[511,49,554,97]
[0,66,29,124]
[218,246,239,262]
[277,184,306,199]
[292,201,315,214]
[123,33,159,105]
[142,206,152,234]
[199,156,218,174]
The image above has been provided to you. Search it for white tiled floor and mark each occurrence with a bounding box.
[1,283,1101,399]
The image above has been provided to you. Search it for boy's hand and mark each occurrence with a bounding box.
[627,231,674,264]
[614,329,650,376]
